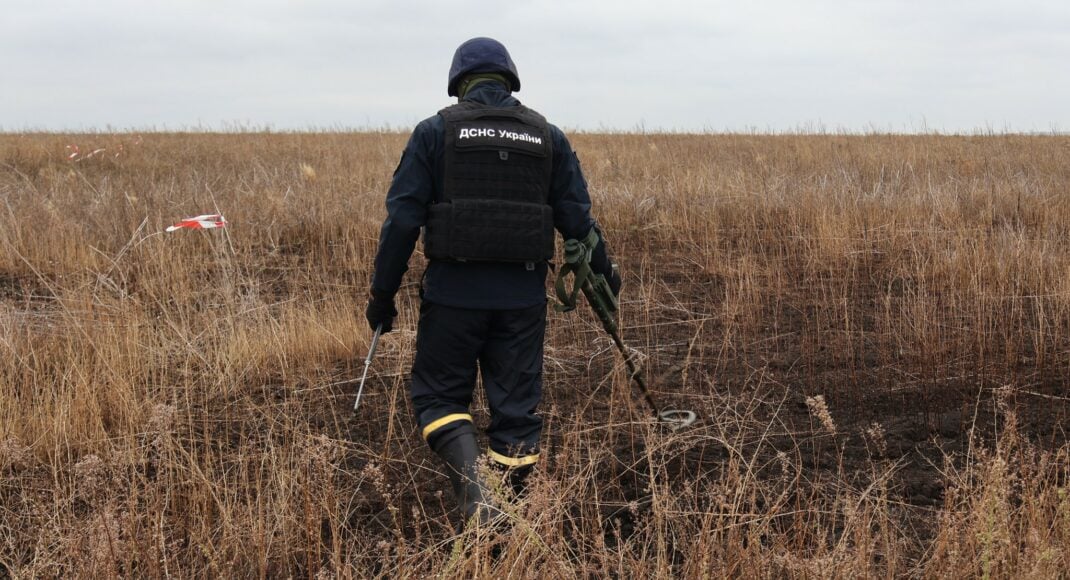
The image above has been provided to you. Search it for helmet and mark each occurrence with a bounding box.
[447,37,520,97]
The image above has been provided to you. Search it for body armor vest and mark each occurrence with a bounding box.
[423,102,555,264]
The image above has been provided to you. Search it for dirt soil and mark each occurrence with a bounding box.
[322,238,1070,556]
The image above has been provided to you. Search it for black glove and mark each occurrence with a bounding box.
[365,289,398,333]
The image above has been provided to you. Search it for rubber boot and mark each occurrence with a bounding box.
[432,424,501,530]
[506,464,534,498]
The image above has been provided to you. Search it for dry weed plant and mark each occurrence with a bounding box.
[1,131,1069,577]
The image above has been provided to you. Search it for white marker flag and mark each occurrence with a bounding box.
[166,214,227,232]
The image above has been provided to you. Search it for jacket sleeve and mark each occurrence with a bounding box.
[370,118,438,297]
[548,126,594,240]
[548,126,617,284]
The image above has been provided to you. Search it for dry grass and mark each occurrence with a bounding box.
[1,131,1069,578]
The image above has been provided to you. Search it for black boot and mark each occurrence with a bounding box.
[432,424,501,529]
[505,464,534,498]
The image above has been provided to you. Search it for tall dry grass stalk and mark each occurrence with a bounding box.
[1,132,1068,577]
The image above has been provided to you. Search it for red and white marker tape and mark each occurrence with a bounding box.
[166,214,227,232]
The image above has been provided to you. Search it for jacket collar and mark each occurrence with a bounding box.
[460,81,520,107]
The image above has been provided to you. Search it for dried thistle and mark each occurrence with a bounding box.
[84,506,125,571]
[74,454,107,503]
[146,403,176,434]
[145,403,176,453]
[864,422,888,457]
[361,461,388,498]
[805,395,837,435]
[0,436,32,470]
[776,450,793,481]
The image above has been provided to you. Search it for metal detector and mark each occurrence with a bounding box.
[603,318,698,430]
[554,232,697,430]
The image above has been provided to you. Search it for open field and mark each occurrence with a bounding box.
[2,131,1069,577]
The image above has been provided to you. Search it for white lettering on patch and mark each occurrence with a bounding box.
[458,127,496,139]
[498,129,543,145]
[459,126,542,145]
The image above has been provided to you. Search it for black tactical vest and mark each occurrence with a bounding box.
[423,102,555,264]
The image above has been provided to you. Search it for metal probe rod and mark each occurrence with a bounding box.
[352,324,383,413]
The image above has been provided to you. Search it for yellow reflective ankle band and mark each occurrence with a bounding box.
[421,413,473,440]
[488,448,539,467]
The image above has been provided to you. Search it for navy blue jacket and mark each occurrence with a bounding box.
[371,82,602,309]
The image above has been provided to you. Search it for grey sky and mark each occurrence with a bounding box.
[3,0,1068,132]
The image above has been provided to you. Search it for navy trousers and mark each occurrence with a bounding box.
[411,300,545,467]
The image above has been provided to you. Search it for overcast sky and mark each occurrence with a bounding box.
[4,0,1069,133]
